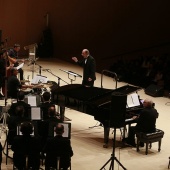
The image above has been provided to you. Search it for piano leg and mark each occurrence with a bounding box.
[103,125,110,148]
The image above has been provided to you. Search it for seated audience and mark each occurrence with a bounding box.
[125,98,159,147]
[8,91,31,118]
[11,122,41,170]
[43,124,73,170]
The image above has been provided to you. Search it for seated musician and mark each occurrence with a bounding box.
[39,91,55,120]
[11,122,41,170]
[7,105,30,145]
[38,106,61,148]
[7,68,33,99]
[8,91,31,118]
[43,124,73,170]
[8,44,24,81]
[0,50,13,98]
[125,98,159,147]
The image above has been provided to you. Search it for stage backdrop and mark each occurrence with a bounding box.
[0,0,170,71]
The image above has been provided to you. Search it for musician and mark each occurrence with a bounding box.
[8,91,31,118]
[8,44,24,81]
[11,122,41,169]
[7,68,33,99]
[7,105,30,145]
[39,91,55,120]
[72,49,96,87]
[125,98,159,147]
[0,51,5,98]
[43,124,73,170]
[0,50,14,97]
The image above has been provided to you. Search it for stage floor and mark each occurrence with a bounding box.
[0,58,170,170]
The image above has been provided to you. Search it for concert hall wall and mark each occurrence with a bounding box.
[0,0,170,72]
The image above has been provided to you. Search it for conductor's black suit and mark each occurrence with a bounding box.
[77,55,96,87]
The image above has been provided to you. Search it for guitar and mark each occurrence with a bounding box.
[8,55,31,66]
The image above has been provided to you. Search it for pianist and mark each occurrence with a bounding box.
[72,49,96,87]
[125,98,159,147]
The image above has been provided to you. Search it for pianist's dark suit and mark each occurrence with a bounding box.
[127,107,159,146]
[44,135,73,170]
[77,55,96,87]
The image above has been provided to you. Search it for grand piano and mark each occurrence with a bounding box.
[54,83,143,145]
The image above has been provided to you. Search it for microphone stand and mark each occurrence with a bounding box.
[28,58,40,78]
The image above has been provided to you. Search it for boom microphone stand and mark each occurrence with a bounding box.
[100,127,126,170]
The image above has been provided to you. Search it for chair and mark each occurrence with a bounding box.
[136,129,164,155]
[45,155,71,170]
[13,152,41,170]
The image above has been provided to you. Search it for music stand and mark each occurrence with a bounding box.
[24,43,38,79]
[59,69,82,84]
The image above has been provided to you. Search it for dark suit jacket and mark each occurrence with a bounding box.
[11,135,41,169]
[7,75,21,98]
[37,117,62,148]
[8,101,31,118]
[78,55,96,86]
[7,116,30,144]
[136,107,159,133]
[38,102,55,120]
[44,135,73,169]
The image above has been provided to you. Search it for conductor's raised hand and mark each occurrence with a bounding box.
[72,57,78,62]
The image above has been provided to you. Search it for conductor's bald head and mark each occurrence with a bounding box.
[82,49,90,58]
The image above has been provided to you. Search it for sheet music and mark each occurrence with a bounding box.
[31,75,48,84]
[28,96,37,106]
[16,63,24,70]
[31,107,41,120]
[127,93,140,108]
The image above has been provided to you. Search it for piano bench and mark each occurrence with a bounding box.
[136,129,164,155]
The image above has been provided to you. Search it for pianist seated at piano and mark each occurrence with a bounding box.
[7,68,34,99]
[124,98,159,147]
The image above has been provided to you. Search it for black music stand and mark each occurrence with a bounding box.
[59,69,82,84]
[100,127,126,170]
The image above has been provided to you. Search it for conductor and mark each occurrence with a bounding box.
[72,49,96,87]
